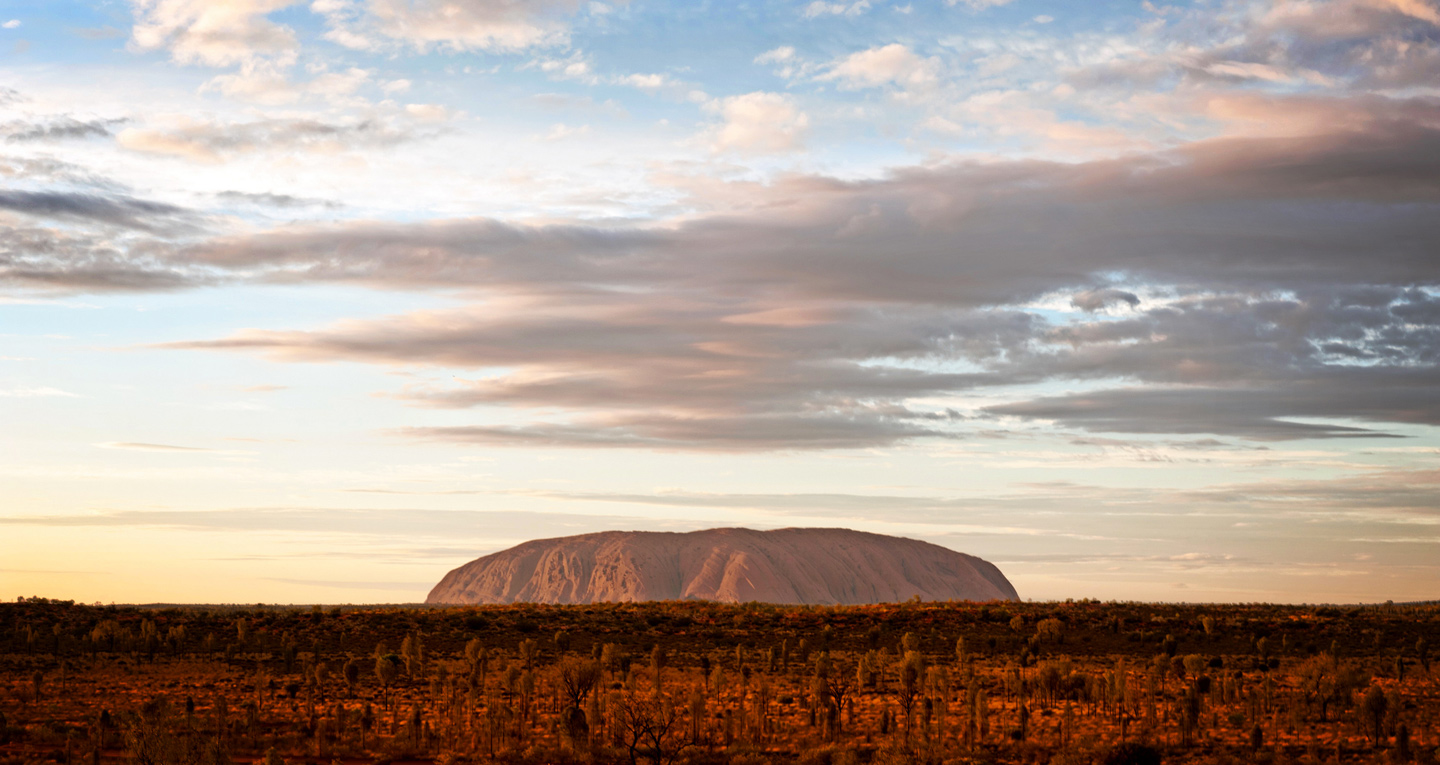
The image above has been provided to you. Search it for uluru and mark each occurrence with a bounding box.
[426,527,1018,605]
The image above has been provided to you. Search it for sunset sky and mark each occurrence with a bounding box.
[2,0,1439,605]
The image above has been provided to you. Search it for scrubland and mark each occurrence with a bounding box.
[1,598,1436,765]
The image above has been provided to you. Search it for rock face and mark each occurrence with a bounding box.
[426,527,1018,605]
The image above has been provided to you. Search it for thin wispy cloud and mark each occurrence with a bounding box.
[94,441,225,453]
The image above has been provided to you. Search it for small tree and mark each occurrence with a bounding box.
[465,639,488,693]
[400,633,423,675]
[898,651,925,737]
[650,645,667,690]
[359,702,374,750]
[342,657,360,698]
[1036,618,1065,645]
[1361,684,1388,745]
[313,661,329,701]
[375,654,401,709]
[812,654,854,742]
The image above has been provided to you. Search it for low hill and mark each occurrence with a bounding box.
[426,527,1018,605]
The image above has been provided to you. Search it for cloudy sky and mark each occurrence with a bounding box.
[2,0,1439,605]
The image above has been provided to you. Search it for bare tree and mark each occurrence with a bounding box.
[614,689,691,765]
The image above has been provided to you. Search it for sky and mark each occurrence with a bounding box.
[2,0,1439,606]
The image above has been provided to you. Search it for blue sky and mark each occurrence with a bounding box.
[2,0,1439,604]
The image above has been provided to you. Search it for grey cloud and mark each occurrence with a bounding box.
[162,302,1018,449]
[0,224,203,292]
[1251,0,1440,89]
[0,190,191,232]
[0,180,208,291]
[1068,0,1440,91]
[3,116,125,142]
[0,155,127,190]
[1071,288,1140,312]
[518,488,989,518]
[401,410,952,452]
[169,117,1440,299]
[215,191,341,209]
[987,288,1440,439]
[987,387,1407,441]
[29,102,1440,448]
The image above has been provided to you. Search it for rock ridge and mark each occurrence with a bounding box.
[426,527,1018,605]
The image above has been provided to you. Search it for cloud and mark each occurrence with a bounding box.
[1070,288,1140,312]
[986,387,1410,441]
[314,0,602,53]
[3,116,127,142]
[94,441,227,452]
[118,116,419,162]
[984,287,1440,439]
[1068,0,1440,93]
[803,1,871,18]
[156,114,1440,296]
[404,103,452,122]
[822,44,941,90]
[215,191,341,209]
[3,19,19,30]
[947,0,1018,8]
[22,100,1440,447]
[0,155,126,190]
[126,2,394,105]
[0,190,192,232]
[754,46,795,65]
[157,296,1007,449]
[400,412,950,452]
[0,226,201,292]
[129,0,300,68]
[708,91,809,154]
[511,464,1440,530]
[537,122,590,141]
[754,46,811,80]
